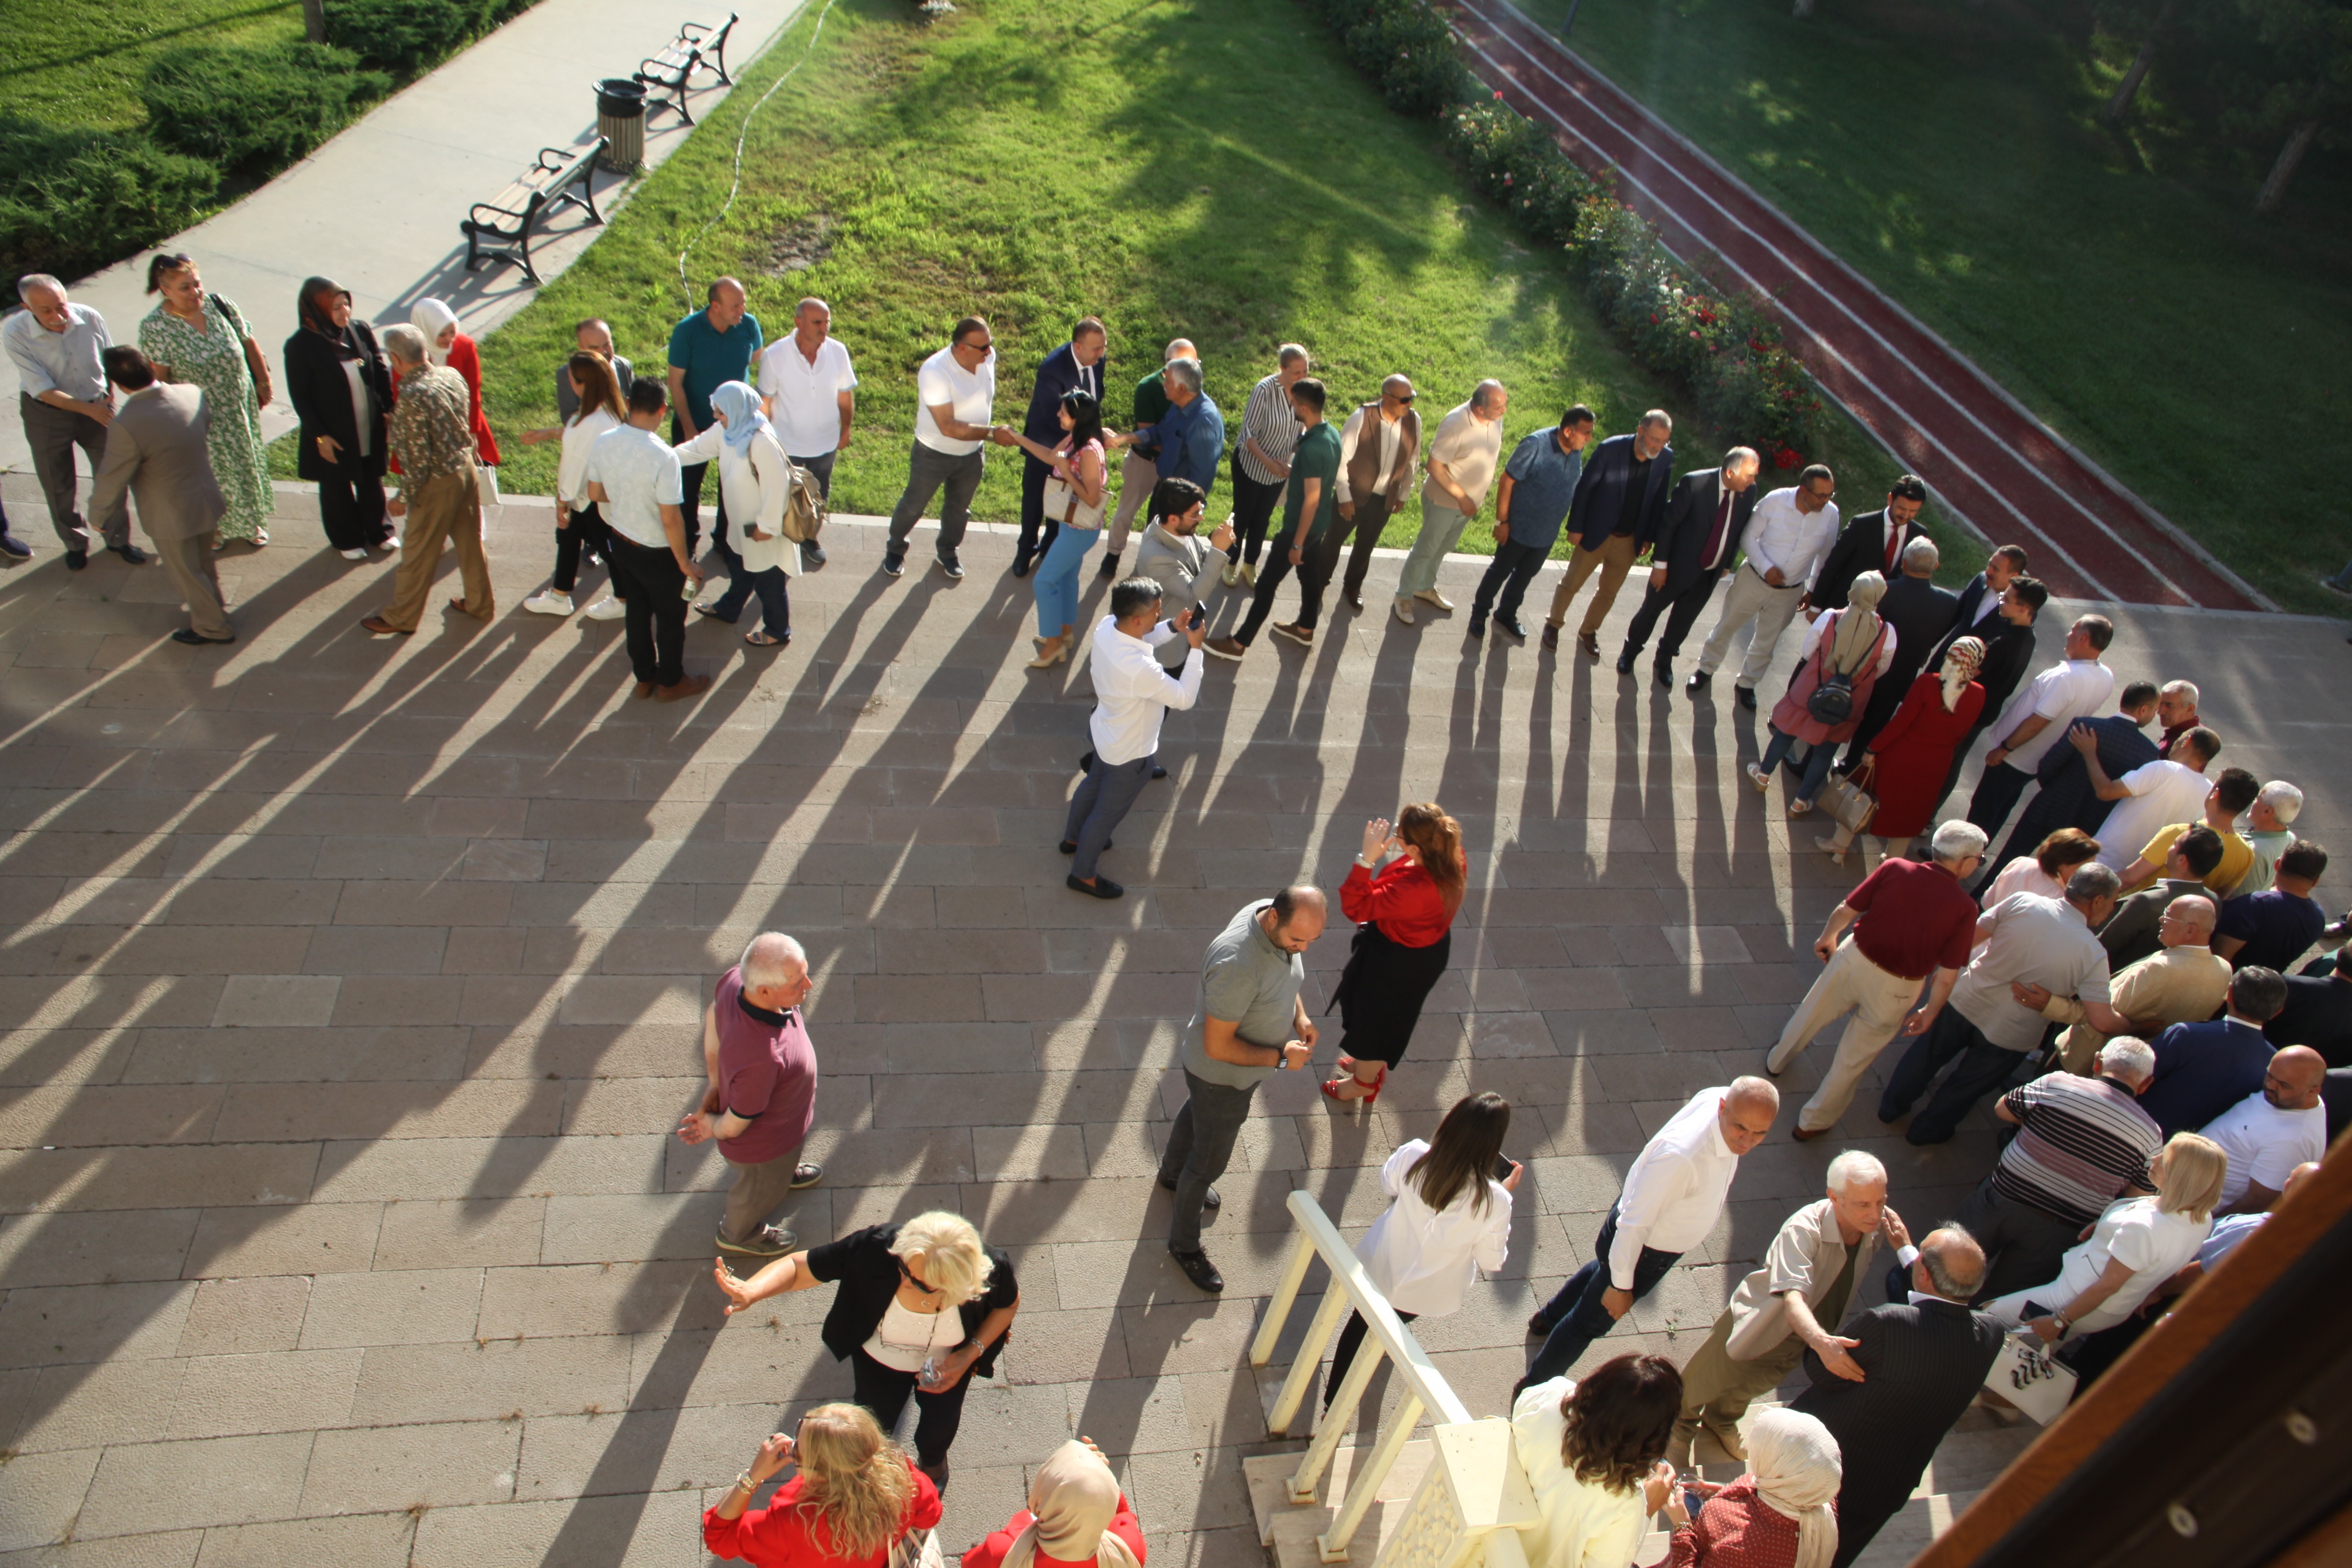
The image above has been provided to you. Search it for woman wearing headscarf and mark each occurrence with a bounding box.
[961,1438,1145,1568]
[282,277,395,559]
[678,380,797,646]
[406,299,500,467]
[1667,1407,1841,1568]
[1819,635,1989,863]
[1750,572,1893,817]
[138,253,273,549]
[1323,802,1468,1106]
[704,1402,943,1568]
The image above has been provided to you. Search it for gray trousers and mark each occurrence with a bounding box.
[1064,750,1153,880]
[155,529,233,640]
[1159,1068,1258,1254]
[885,440,984,558]
[722,1142,806,1244]
[21,394,130,551]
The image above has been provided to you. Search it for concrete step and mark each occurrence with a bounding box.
[1246,1438,1435,1566]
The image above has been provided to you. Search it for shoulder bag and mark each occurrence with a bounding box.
[1815,757,1878,836]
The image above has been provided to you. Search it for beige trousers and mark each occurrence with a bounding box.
[1106,448,1159,554]
[1672,1307,1808,1460]
[382,465,490,632]
[155,528,233,639]
[1545,531,1640,634]
[1766,937,1926,1131]
[722,1144,807,1244]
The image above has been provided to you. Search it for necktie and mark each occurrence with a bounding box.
[1699,490,1734,570]
[1883,524,1901,571]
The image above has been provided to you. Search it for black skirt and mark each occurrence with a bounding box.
[1327,920,1452,1068]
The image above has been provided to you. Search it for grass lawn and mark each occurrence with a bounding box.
[0,0,307,131]
[472,0,1980,581]
[1511,0,2352,614]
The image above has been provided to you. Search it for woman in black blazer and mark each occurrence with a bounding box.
[713,1211,1019,1492]
[283,276,395,557]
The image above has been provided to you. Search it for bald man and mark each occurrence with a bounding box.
[2203,1045,2328,1214]
[755,296,856,567]
[1324,374,1423,613]
[668,277,763,559]
[1520,1078,1780,1392]
[677,932,823,1257]
[2042,894,2232,1075]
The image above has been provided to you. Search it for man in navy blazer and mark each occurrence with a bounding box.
[1539,410,1674,657]
[1929,543,2029,668]
[1615,446,1758,686]
[1014,316,1108,576]
[2137,970,2289,1137]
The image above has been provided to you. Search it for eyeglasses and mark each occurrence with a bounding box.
[958,339,992,354]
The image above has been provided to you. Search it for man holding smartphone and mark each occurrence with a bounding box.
[1061,576,1207,899]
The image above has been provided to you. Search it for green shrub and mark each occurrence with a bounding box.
[322,0,491,74]
[0,115,219,281]
[142,43,393,175]
[1330,0,1471,117]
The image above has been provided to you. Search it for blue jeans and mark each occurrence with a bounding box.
[1521,1207,1681,1390]
[709,565,789,638]
[1034,522,1100,636]
[1760,725,1839,805]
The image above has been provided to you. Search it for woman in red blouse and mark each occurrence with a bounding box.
[961,1437,1144,1568]
[1325,801,1467,1105]
[704,1403,943,1568]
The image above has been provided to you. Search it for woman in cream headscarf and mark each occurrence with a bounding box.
[404,298,500,468]
[962,1439,1144,1568]
[1669,1407,1840,1568]
[1820,634,1990,861]
[1751,571,1895,817]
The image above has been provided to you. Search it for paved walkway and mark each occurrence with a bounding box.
[1450,0,2264,613]
[0,487,2344,1565]
[0,0,811,478]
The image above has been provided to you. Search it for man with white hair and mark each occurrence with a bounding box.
[1671,1150,1906,1462]
[2230,780,2303,899]
[2154,678,2203,758]
[1769,821,1986,1139]
[1124,355,1224,522]
[359,322,491,636]
[1107,336,1197,563]
[1542,408,1673,655]
[678,932,823,1257]
[1393,378,1507,625]
[6,273,139,565]
[1520,1078,1780,1392]
[1835,530,1957,765]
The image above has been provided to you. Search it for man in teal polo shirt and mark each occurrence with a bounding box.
[667,277,763,560]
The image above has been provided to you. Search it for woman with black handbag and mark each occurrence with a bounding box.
[1747,571,1892,817]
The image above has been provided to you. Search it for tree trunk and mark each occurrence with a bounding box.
[2256,117,2321,213]
[2103,36,2160,122]
[302,0,326,42]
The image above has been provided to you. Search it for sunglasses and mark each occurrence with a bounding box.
[898,1258,942,1292]
[1390,393,1416,405]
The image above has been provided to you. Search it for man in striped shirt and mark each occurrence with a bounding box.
[1220,344,1311,588]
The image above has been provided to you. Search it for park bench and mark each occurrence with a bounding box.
[635,11,740,127]
[458,138,608,287]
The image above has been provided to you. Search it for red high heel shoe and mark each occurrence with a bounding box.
[1320,1064,1387,1108]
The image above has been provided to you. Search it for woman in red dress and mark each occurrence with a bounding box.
[1820,636,1987,864]
[703,1403,942,1568]
[1325,801,1467,1106]
[962,1437,1145,1568]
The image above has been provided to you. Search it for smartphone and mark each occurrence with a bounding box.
[1191,600,1208,629]
[1492,1154,1517,1182]
[1683,1486,1709,1518]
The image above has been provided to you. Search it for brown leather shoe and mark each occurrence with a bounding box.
[1790,1125,1829,1142]
[655,672,713,702]
[1540,623,1560,651]
[1576,629,1601,660]
[359,615,412,636]
[632,682,655,700]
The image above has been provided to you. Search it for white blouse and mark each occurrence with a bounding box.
[1356,1139,1511,1317]
[1990,1196,2210,1336]
[558,408,620,506]
[342,359,375,458]
[861,1295,962,1373]
[675,422,798,576]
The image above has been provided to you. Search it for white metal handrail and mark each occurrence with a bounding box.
[1250,1189,1477,1560]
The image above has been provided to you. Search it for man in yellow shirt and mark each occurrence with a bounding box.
[2120,769,2262,894]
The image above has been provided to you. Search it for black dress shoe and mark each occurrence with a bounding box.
[1098,551,1122,578]
[1616,650,1636,674]
[1170,1248,1224,1293]
[1655,662,1673,688]
[1151,764,1168,780]
[1736,685,1758,710]
[1158,1175,1220,1208]
[1012,555,1032,579]
[169,628,233,646]
[1684,670,1710,692]
[1497,616,1527,641]
[1466,617,1486,639]
[65,550,87,571]
[113,542,147,564]
[1066,873,1124,898]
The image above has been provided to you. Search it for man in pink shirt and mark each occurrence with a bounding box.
[677,932,823,1256]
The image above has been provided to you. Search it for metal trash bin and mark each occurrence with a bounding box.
[595,78,646,173]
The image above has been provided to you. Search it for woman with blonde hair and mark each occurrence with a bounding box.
[1982,1132,2226,1343]
[1324,802,1468,1105]
[1667,1407,1840,1568]
[714,1212,1020,1493]
[704,1402,942,1567]
[962,1437,1145,1568]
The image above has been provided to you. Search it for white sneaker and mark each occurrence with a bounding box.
[1221,561,1241,588]
[1392,597,1415,626]
[339,547,368,561]
[584,596,626,621]
[524,589,574,616]
[1415,588,1454,611]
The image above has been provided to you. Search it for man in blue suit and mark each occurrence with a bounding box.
[1539,409,1674,658]
[1013,316,1107,577]
[2137,968,2290,1137]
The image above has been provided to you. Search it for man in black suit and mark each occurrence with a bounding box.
[1835,534,1958,766]
[1812,474,1929,614]
[2269,948,2352,1067]
[1933,576,2049,811]
[1615,445,1759,687]
[1790,1226,2005,1568]
[1931,542,2030,667]
[1539,410,1675,658]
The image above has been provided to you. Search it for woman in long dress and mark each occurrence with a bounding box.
[1323,801,1468,1106]
[137,253,273,548]
[1819,636,1988,863]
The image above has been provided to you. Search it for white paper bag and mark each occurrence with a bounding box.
[1986,1329,2078,1424]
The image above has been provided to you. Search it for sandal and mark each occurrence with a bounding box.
[745,630,787,647]
[1786,799,1813,817]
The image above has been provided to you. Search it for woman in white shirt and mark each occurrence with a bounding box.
[1323,1092,1518,1411]
[679,381,799,647]
[524,352,627,619]
[1512,1353,1690,1568]
[1983,1133,2226,1341]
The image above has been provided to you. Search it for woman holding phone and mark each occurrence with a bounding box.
[703,1402,942,1567]
[1324,802,1468,1105]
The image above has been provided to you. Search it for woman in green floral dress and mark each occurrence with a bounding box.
[137,252,275,548]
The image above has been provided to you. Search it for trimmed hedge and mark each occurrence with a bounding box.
[142,43,392,175]
[0,116,219,282]
[323,0,534,75]
[1311,0,1825,462]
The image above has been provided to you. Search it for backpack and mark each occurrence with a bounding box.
[779,461,827,545]
[1805,612,1884,726]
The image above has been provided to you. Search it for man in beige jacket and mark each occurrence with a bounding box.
[1671,1150,1905,1461]
[88,346,232,644]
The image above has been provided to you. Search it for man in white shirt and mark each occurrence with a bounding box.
[7,274,138,563]
[1518,1078,1780,1393]
[756,296,855,567]
[1689,463,1839,708]
[1393,380,1507,623]
[882,315,995,581]
[2203,1046,2328,1213]
[586,380,708,702]
[1963,613,2118,839]
[1062,576,1207,899]
[2077,726,2222,872]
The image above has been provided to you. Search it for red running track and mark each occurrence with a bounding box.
[1448,0,2264,610]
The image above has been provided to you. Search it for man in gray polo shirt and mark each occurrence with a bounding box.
[1159,887,1325,1293]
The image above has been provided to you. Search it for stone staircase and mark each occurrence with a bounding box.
[1245,1402,2036,1568]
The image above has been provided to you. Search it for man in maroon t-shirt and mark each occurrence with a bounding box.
[676,932,822,1256]
[1767,822,1988,1138]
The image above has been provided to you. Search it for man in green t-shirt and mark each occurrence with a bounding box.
[1206,377,1341,659]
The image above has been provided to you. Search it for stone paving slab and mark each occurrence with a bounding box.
[0,490,2345,1564]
